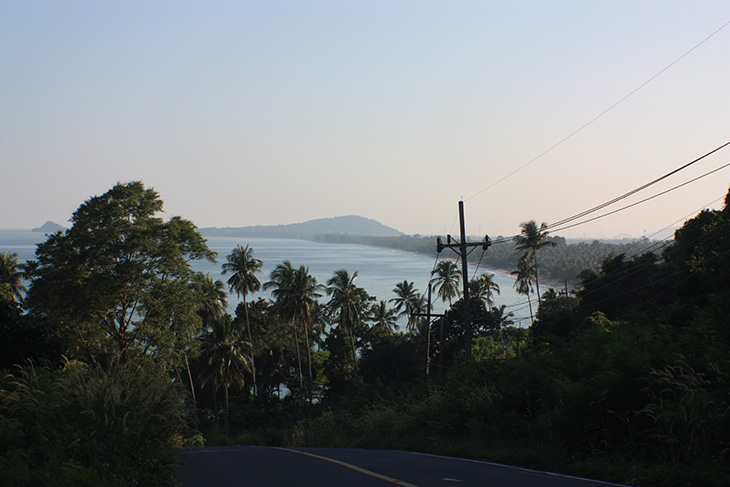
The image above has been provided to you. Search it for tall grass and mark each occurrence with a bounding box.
[0,361,189,487]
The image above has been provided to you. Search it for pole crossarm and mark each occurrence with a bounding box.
[437,235,492,254]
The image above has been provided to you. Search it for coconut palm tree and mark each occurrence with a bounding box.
[469,272,500,310]
[431,260,461,305]
[513,220,556,303]
[390,280,420,330]
[369,300,398,334]
[289,265,324,402]
[0,252,26,303]
[193,273,228,332]
[512,256,536,325]
[188,273,228,412]
[221,244,262,396]
[264,261,304,400]
[199,317,251,435]
[326,269,372,375]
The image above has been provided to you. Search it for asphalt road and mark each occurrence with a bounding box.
[174,446,629,487]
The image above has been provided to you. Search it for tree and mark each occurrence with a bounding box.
[326,269,373,376]
[265,261,324,403]
[368,300,398,335]
[469,272,500,310]
[289,265,325,402]
[24,181,215,367]
[390,280,420,331]
[222,244,262,396]
[0,252,26,304]
[199,316,251,434]
[193,273,228,332]
[512,256,536,325]
[513,220,556,303]
[431,260,461,305]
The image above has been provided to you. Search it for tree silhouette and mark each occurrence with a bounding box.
[326,269,372,376]
[514,220,556,303]
[222,244,263,396]
[512,256,536,325]
[431,260,461,305]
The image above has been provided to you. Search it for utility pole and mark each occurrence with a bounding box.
[437,201,491,362]
[411,282,445,378]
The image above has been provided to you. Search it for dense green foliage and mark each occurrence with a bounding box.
[0,361,189,486]
[23,181,216,368]
[2,182,729,487]
[1,182,213,485]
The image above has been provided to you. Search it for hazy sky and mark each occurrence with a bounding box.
[2,1,729,239]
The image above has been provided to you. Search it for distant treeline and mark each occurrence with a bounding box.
[313,233,663,284]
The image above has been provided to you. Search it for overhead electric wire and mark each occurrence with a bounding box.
[548,158,730,233]
[464,19,730,202]
[547,141,730,230]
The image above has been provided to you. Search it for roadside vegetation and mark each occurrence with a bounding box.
[2,181,729,486]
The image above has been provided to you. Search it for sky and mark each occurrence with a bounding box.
[1,1,729,239]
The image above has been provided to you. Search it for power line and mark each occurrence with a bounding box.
[547,158,730,233]
[465,19,730,202]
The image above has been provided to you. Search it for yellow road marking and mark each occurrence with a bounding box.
[275,448,420,487]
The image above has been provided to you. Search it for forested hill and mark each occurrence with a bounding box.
[200,215,402,239]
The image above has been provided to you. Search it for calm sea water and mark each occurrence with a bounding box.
[0,230,528,325]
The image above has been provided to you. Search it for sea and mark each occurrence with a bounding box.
[0,229,529,326]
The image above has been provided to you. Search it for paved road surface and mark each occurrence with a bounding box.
[175,446,629,486]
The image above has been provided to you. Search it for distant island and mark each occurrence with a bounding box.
[200,215,403,239]
[32,221,67,233]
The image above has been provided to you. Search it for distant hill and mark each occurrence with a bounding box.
[32,221,66,233]
[200,215,402,239]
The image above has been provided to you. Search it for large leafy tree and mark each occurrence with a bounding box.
[24,181,215,367]
[0,252,26,304]
[513,220,556,303]
[222,244,262,396]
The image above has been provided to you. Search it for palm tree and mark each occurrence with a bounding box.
[188,273,228,412]
[369,300,398,334]
[264,261,324,403]
[409,292,430,336]
[289,265,324,402]
[469,272,500,310]
[0,252,27,303]
[389,280,420,331]
[512,256,536,325]
[513,220,556,303]
[264,261,304,400]
[431,260,461,305]
[221,244,262,396]
[490,304,514,330]
[199,317,251,435]
[326,269,372,375]
[193,273,228,332]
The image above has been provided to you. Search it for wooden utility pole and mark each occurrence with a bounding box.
[437,201,491,362]
[411,282,444,378]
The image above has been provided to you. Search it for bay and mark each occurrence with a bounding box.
[0,230,529,325]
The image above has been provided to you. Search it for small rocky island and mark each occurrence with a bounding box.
[32,221,67,233]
